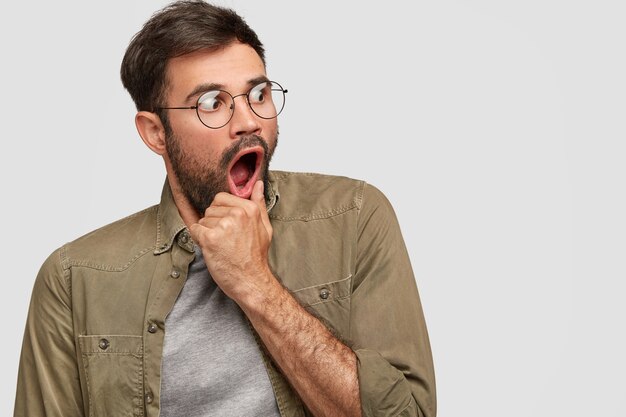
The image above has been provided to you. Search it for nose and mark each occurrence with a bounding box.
[228,94,261,138]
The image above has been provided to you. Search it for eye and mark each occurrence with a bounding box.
[197,90,226,112]
[248,82,269,104]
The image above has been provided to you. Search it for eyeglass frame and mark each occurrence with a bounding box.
[155,80,288,129]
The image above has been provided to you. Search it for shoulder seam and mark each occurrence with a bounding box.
[65,246,154,272]
[270,203,358,222]
[356,180,366,211]
[62,204,158,271]
[59,245,73,300]
[268,172,365,221]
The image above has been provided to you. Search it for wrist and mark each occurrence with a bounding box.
[231,266,285,314]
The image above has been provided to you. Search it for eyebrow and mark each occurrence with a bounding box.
[185,82,224,103]
[184,76,271,103]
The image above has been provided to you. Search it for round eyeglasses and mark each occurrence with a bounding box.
[157,80,287,129]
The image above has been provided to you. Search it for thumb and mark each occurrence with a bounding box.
[252,180,273,237]
[251,180,265,206]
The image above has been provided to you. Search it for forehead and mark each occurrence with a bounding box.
[165,42,266,101]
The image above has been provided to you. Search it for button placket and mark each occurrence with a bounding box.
[144,238,195,415]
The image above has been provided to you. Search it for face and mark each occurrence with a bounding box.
[161,42,279,214]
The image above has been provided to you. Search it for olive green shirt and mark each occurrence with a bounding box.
[15,171,436,417]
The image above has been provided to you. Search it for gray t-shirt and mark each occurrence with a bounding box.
[160,245,281,417]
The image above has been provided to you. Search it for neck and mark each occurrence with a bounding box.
[166,173,201,229]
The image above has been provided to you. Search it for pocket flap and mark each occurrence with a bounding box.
[291,274,352,307]
[79,335,142,354]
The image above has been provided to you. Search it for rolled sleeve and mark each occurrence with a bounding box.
[14,248,84,417]
[351,184,436,417]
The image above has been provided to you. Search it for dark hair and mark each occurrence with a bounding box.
[120,0,265,113]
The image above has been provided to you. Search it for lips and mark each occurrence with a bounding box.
[227,146,264,199]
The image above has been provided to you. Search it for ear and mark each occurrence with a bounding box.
[135,111,167,155]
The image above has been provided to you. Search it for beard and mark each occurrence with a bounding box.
[166,130,277,215]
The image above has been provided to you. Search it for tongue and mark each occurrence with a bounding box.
[230,159,251,187]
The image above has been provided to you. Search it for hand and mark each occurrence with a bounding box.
[189,180,274,301]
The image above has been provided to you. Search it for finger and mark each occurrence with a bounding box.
[212,190,259,218]
[251,180,273,236]
[190,219,227,244]
[189,223,208,244]
[197,217,221,228]
[251,180,264,207]
[203,205,235,219]
[211,191,248,208]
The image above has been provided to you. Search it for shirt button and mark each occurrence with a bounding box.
[147,323,158,333]
[145,392,153,404]
[180,232,189,244]
[170,269,180,279]
[319,288,330,300]
[98,338,109,350]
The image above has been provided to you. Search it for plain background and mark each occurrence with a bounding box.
[2,1,625,416]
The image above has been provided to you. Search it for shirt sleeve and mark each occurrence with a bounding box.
[14,248,85,417]
[351,183,436,417]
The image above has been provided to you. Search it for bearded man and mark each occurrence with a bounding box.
[15,1,435,416]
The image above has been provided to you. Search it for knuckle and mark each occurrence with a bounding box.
[216,216,236,233]
[221,217,234,229]
[211,195,223,206]
[248,203,259,216]
[231,207,246,219]
[189,223,201,236]
[205,228,218,242]
[215,192,229,202]
[192,229,209,247]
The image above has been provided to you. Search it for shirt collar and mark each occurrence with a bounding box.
[154,174,280,255]
[265,171,280,213]
[154,179,189,255]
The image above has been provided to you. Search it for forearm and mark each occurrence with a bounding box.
[191,183,361,415]
[238,274,361,417]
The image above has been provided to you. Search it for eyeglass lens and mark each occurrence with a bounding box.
[196,81,285,129]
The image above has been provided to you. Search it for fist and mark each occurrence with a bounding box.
[189,181,274,300]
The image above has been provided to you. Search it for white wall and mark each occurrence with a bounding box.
[2,1,625,415]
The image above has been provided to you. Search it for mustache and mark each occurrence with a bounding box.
[219,135,270,171]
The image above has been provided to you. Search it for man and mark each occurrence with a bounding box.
[15,1,435,416]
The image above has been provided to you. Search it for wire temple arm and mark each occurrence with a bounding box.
[156,106,198,110]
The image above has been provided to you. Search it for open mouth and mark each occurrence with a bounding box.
[227,146,264,199]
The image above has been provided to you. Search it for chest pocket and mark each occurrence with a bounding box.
[78,335,144,417]
[290,274,353,339]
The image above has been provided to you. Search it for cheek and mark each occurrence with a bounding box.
[169,108,200,132]
[262,120,279,145]
[172,124,228,159]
